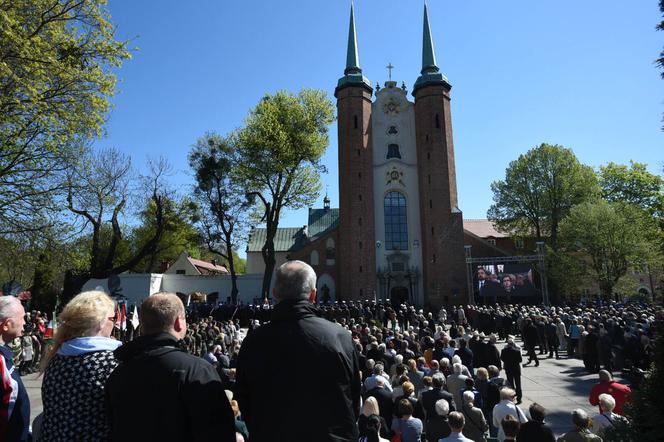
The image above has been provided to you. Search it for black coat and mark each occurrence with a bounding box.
[500,345,522,373]
[106,333,235,442]
[421,387,457,418]
[365,386,394,428]
[236,299,361,442]
[524,324,539,347]
[516,420,556,442]
[486,343,502,370]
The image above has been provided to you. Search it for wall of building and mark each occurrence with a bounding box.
[82,273,266,305]
[371,81,424,304]
[245,251,289,275]
[288,229,340,301]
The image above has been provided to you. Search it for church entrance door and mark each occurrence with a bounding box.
[390,286,409,307]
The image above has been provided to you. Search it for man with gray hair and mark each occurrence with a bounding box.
[0,296,29,441]
[557,409,601,442]
[236,260,361,441]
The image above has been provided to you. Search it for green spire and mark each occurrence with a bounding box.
[413,1,449,95]
[336,1,371,93]
[421,1,438,74]
[345,1,361,75]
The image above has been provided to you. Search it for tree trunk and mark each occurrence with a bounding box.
[224,232,239,304]
[261,237,276,300]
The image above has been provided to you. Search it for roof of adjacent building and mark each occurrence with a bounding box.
[308,208,340,239]
[246,227,308,253]
[187,256,229,274]
[246,207,339,253]
[463,219,510,238]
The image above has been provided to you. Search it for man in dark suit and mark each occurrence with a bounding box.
[421,373,456,420]
[454,338,474,373]
[523,318,540,366]
[364,378,394,428]
[500,336,523,403]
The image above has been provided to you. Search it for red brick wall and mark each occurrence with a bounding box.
[414,84,468,306]
[288,229,340,298]
[335,85,377,300]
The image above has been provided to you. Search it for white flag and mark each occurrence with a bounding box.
[130,305,140,330]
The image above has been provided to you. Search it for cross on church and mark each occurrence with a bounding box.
[386,62,394,81]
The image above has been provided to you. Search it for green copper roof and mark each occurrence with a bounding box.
[337,2,371,91]
[246,227,306,253]
[422,2,437,73]
[413,2,450,95]
[345,1,360,74]
[246,208,340,253]
[308,208,340,239]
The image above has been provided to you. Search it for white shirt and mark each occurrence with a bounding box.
[492,400,528,442]
[591,412,623,435]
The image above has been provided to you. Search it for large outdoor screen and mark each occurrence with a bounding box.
[473,264,541,304]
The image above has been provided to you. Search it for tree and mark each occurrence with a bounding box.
[488,143,599,250]
[558,200,662,298]
[599,161,664,220]
[63,147,168,298]
[235,89,335,298]
[0,0,130,235]
[129,197,203,273]
[189,133,249,303]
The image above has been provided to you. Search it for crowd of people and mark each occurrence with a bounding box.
[0,259,660,441]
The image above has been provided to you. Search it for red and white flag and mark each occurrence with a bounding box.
[114,304,127,331]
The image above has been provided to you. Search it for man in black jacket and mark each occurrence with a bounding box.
[522,318,540,367]
[421,373,456,420]
[106,293,236,441]
[364,378,394,428]
[500,336,523,403]
[236,260,361,442]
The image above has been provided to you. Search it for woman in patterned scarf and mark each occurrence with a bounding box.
[38,291,121,441]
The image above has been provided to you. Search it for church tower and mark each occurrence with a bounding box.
[335,3,377,300]
[412,3,468,305]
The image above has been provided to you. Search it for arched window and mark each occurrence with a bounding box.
[384,191,408,250]
[326,238,336,263]
[387,144,401,159]
[310,250,319,266]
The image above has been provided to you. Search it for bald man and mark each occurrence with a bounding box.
[106,293,235,441]
[236,260,361,442]
[0,296,29,441]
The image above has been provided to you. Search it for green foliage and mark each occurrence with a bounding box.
[189,132,250,301]
[558,200,662,296]
[488,143,599,249]
[129,198,203,273]
[235,89,335,297]
[599,161,664,220]
[0,0,130,234]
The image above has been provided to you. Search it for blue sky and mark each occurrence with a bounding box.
[102,1,663,249]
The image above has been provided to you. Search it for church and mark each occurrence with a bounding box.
[246,3,510,308]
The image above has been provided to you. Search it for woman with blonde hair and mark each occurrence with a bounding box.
[39,291,121,441]
[359,396,392,439]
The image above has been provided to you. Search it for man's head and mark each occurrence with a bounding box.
[502,275,513,290]
[529,403,546,422]
[140,293,186,339]
[571,409,590,429]
[501,415,520,438]
[599,369,613,382]
[599,393,616,413]
[0,297,25,344]
[448,411,465,432]
[477,268,487,281]
[432,373,445,389]
[272,260,317,303]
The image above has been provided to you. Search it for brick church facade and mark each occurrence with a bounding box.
[246,3,509,308]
